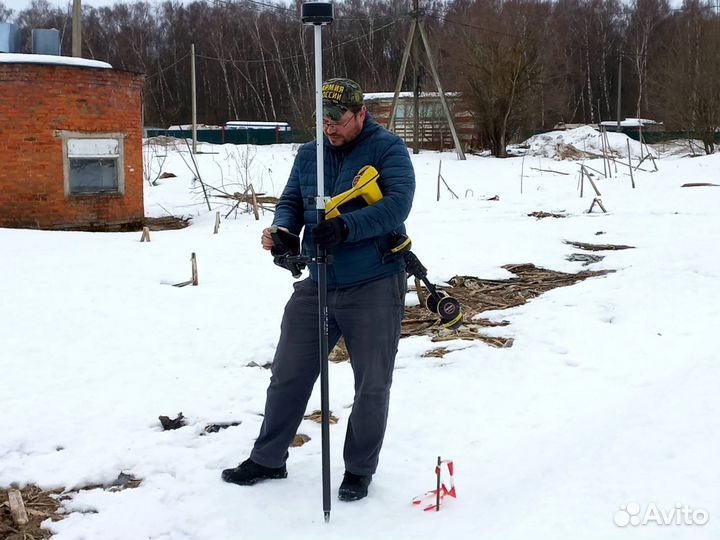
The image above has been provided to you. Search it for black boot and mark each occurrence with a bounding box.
[221,458,287,486]
[338,471,372,501]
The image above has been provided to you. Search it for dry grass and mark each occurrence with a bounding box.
[1,476,142,540]
[291,434,311,447]
[144,216,191,231]
[324,263,614,360]
[404,263,613,349]
[329,338,349,363]
[564,240,635,251]
[303,410,339,424]
[1,485,63,540]
[528,211,567,219]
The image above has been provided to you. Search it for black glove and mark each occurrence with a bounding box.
[311,218,348,249]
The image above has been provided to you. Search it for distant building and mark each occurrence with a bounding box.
[0,54,144,230]
[599,118,664,132]
[146,121,296,145]
[224,121,291,132]
[363,92,475,151]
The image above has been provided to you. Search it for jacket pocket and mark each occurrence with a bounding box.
[372,237,384,265]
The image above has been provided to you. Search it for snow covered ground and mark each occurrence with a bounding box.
[2,130,719,539]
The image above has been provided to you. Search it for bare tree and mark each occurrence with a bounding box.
[654,0,720,153]
[0,2,14,21]
[627,0,670,118]
[12,0,713,151]
[444,0,549,157]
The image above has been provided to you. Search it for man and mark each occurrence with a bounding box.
[222,78,415,502]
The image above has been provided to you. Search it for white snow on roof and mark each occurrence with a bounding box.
[225,121,290,127]
[167,124,223,130]
[363,91,460,100]
[600,118,659,127]
[0,53,112,69]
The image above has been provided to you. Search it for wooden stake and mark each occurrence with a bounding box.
[176,253,199,287]
[607,129,616,176]
[600,128,608,178]
[213,211,221,234]
[530,167,570,175]
[580,167,585,198]
[437,161,442,202]
[586,174,602,196]
[627,140,636,189]
[582,163,606,177]
[8,488,29,527]
[641,137,658,171]
[588,197,607,213]
[634,142,657,173]
[191,252,198,286]
[648,145,658,172]
[634,152,650,170]
[414,277,427,308]
[140,226,150,242]
[225,185,249,219]
[440,176,458,199]
[436,456,442,512]
[249,184,260,220]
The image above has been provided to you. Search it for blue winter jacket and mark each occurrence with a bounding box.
[272,114,416,288]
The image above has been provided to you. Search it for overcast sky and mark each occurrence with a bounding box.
[2,0,688,21]
[3,0,102,15]
[2,0,160,16]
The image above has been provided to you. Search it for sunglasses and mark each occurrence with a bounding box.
[322,111,357,129]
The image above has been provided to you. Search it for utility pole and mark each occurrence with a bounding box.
[388,1,465,160]
[71,0,81,57]
[616,51,622,133]
[191,43,197,154]
[412,0,420,154]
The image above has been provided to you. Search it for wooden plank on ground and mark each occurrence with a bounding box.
[8,488,29,527]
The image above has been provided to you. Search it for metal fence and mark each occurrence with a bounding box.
[621,130,720,145]
[144,128,313,145]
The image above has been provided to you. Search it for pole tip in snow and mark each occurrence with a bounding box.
[324,511,331,523]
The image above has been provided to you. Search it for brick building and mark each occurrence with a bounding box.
[0,55,144,230]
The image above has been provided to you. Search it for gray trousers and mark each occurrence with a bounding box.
[250,272,406,475]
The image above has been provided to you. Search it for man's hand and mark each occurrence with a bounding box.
[261,226,288,250]
[311,218,348,249]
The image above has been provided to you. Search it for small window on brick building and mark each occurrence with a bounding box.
[64,137,125,195]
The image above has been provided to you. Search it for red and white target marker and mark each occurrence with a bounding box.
[412,458,456,512]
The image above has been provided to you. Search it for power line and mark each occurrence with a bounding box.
[426,12,534,42]
[236,0,295,13]
[211,0,293,16]
[210,0,296,13]
[426,12,651,59]
[146,53,191,79]
[211,0,400,21]
[195,17,400,65]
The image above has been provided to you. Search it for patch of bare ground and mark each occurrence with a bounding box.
[1,485,63,540]
[1,475,141,540]
[411,264,612,351]
[144,216,191,231]
[328,263,613,359]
